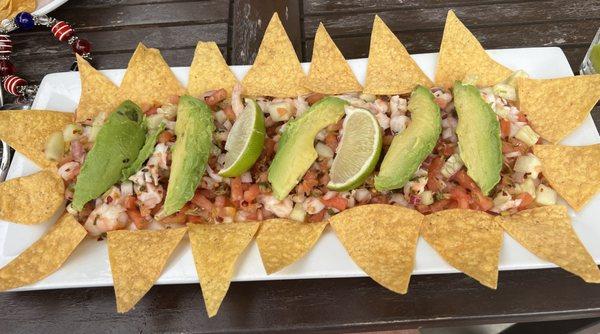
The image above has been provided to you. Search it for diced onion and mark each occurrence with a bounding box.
[315,142,334,159]
[515,177,536,198]
[419,191,434,205]
[240,172,252,183]
[45,131,65,161]
[289,203,306,222]
[214,110,228,124]
[359,93,376,102]
[493,83,517,101]
[267,101,294,122]
[62,123,83,142]
[515,125,540,146]
[514,153,542,178]
[441,153,463,178]
[354,188,371,202]
[535,184,557,205]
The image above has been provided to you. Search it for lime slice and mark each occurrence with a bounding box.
[328,106,382,191]
[218,98,265,177]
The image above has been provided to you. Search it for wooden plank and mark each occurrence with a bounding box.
[69,0,191,7]
[303,0,600,39]
[12,23,228,58]
[231,0,302,65]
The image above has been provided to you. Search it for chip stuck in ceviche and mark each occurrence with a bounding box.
[256,219,328,274]
[75,54,121,123]
[188,41,238,98]
[422,209,503,289]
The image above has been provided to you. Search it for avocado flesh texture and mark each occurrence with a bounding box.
[268,97,348,200]
[72,100,146,210]
[453,81,502,195]
[375,86,441,191]
[158,95,214,218]
[122,122,166,181]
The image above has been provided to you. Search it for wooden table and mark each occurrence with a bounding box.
[3,0,600,332]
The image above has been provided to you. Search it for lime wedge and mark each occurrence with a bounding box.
[218,98,265,177]
[328,106,382,191]
[590,44,600,73]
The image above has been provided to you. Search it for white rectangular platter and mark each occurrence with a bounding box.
[1,47,600,291]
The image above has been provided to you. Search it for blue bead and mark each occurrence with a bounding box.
[15,12,35,30]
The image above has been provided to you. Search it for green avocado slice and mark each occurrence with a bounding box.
[121,122,166,181]
[453,81,502,195]
[268,97,348,200]
[375,85,442,191]
[158,95,214,218]
[72,100,146,210]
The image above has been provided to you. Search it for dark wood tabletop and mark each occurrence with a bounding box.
[3,0,600,333]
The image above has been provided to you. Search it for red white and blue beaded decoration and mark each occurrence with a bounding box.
[1,12,92,99]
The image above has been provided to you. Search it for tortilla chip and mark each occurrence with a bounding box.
[0,213,86,291]
[518,75,600,143]
[0,170,64,225]
[188,41,238,98]
[119,43,186,108]
[498,206,600,283]
[256,219,327,274]
[305,23,362,94]
[0,0,35,20]
[188,222,259,317]
[329,204,422,294]
[421,209,502,289]
[0,110,73,169]
[435,10,512,89]
[533,144,600,211]
[241,13,309,97]
[107,228,187,313]
[75,54,121,122]
[363,15,432,95]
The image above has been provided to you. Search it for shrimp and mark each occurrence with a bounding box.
[260,195,293,218]
[58,161,80,182]
[231,83,244,116]
[84,202,128,236]
[138,183,164,209]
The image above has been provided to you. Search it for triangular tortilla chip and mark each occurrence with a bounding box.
[435,10,512,89]
[498,206,600,283]
[0,170,64,225]
[0,213,86,291]
[256,219,327,274]
[0,110,73,169]
[363,15,432,95]
[107,228,187,313]
[305,23,362,94]
[119,43,185,108]
[329,204,422,294]
[75,54,121,122]
[188,41,238,98]
[533,144,600,211]
[188,222,259,317]
[518,75,600,143]
[241,13,309,97]
[421,209,502,289]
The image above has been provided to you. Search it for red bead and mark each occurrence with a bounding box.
[51,21,74,42]
[0,35,12,55]
[0,60,15,76]
[72,38,91,55]
[3,75,26,95]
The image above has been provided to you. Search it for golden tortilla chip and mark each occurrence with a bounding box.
[256,219,327,274]
[241,13,309,97]
[0,170,64,225]
[188,41,238,98]
[107,228,187,313]
[533,144,600,211]
[119,43,186,108]
[75,54,121,122]
[435,10,512,89]
[0,110,73,169]
[329,204,422,294]
[421,209,502,289]
[305,23,362,94]
[518,75,600,143]
[363,15,432,95]
[498,205,600,283]
[0,213,86,291]
[0,0,35,20]
[188,222,259,317]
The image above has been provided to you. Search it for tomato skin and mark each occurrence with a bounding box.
[204,88,227,107]
[308,209,326,222]
[450,186,470,209]
[230,177,244,203]
[160,211,187,224]
[191,192,213,212]
[158,131,174,144]
[123,196,137,210]
[472,189,494,211]
[500,118,511,138]
[306,93,325,105]
[516,192,534,210]
[452,169,478,192]
[186,215,205,223]
[430,199,453,212]
[427,157,444,192]
[127,208,146,229]
[243,184,261,203]
[321,196,348,212]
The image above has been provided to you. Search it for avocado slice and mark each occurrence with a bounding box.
[453,81,502,195]
[72,101,146,210]
[121,122,166,181]
[158,95,214,218]
[268,97,348,200]
[375,86,442,191]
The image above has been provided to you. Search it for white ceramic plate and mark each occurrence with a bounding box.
[2,47,600,291]
[32,0,69,16]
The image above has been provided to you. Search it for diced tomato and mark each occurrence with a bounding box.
[158,130,174,144]
[325,133,338,151]
[450,186,470,209]
[144,107,158,116]
[306,93,325,105]
[223,105,236,121]
[186,215,205,223]
[430,199,453,212]
[436,141,455,157]
[230,177,244,203]
[500,118,511,138]
[502,141,516,154]
[160,211,187,224]
[472,189,494,211]
[308,209,326,222]
[321,196,348,211]
[191,191,213,212]
[516,113,528,123]
[516,192,534,210]
[415,204,432,214]
[434,96,448,109]
[370,195,389,204]
[127,208,147,229]
[123,196,137,210]
[243,184,261,203]
[427,156,444,192]
[205,89,227,107]
[452,169,478,192]
[214,195,228,208]
[168,95,180,104]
